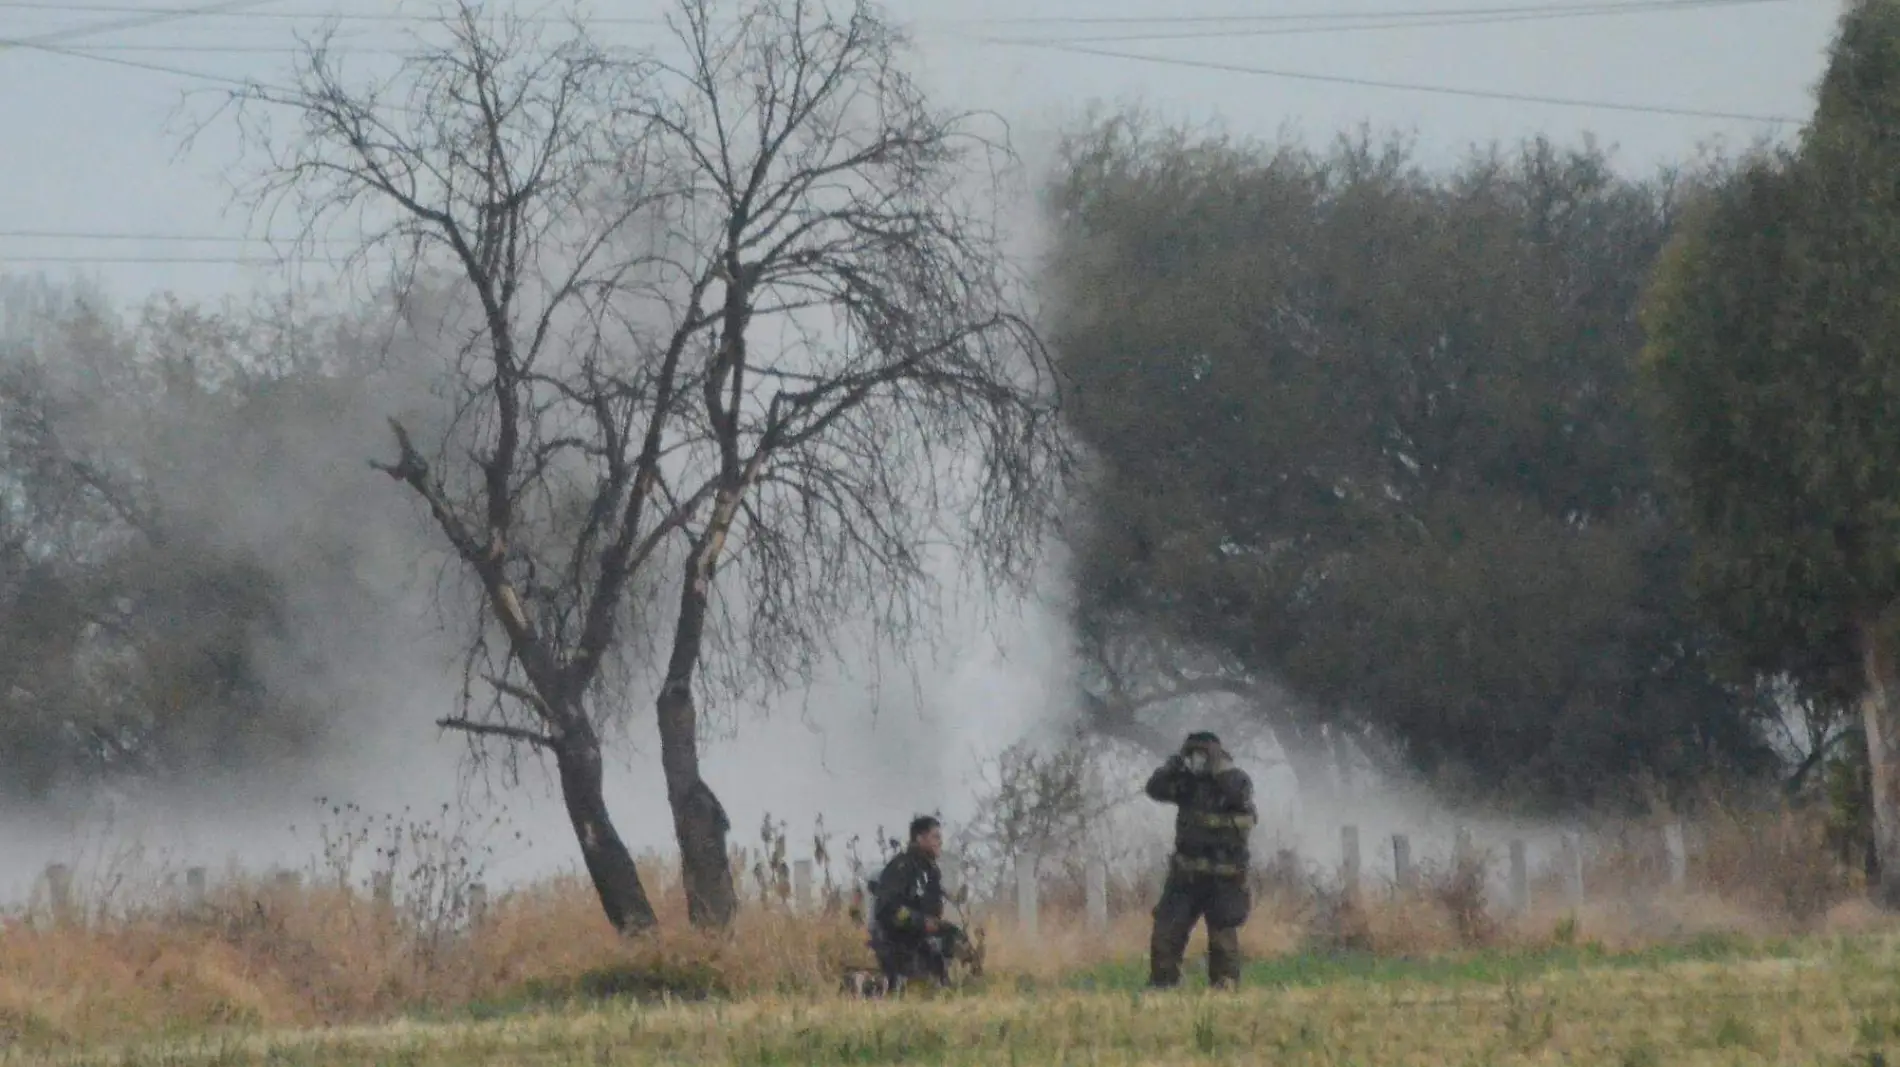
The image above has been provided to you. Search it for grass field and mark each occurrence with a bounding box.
[5,805,1893,1064]
[21,932,1900,1066]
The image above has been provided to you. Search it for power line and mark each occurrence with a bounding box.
[4,42,293,53]
[1002,40,1804,122]
[985,0,1787,44]
[0,0,1800,27]
[967,0,1796,23]
[0,0,285,51]
[24,33,1808,125]
[10,39,268,85]
[0,4,1810,264]
[0,254,306,264]
[27,44,377,52]
[0,0,658,24]
[0,233,394,259]
[0,230,337,242]
[29,0,1791,52]
[0,0,1811,126]
[0,0,291,84]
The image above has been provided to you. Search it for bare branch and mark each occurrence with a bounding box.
[221,0,1067,933]
[369,417,486,564]
[612,0,1067,706]
[438,715,558,750]
[482,672,558,721]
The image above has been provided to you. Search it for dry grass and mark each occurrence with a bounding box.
[0,870,878,1047]
[0,801,1890,1057]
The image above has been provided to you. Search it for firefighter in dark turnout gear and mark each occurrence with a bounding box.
[869,815,966,989]
[1146,731,1255,989]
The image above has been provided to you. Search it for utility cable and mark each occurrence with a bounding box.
[34,0,1796,52]
[0,0,1806,159]
[0,0,1800,27]
[998,40,1804,122]
[5,36,1810,124]
[982,0,1789,44]
[972,0,1796,24]
[0,0,285,51]
[0,230,330,242]
[0,254,312,264]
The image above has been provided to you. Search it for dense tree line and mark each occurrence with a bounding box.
[0,281,438,802]
[1048,2,1900,888]
[1043,120,1789,813]
[1642,0,1900,899]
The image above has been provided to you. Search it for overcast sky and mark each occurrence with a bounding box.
[0,0,1844,305]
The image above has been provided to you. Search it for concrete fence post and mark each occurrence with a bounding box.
[1392,834,1415,892]
[1563,832,1585,910]
[1508,839,1529,915]
[1015,857,1038,936]
[468,882,489,928]
[1274,847,1300,888]
[1085,860,1108,931]
[1340,825,1361,896]
[44,863,74,926]
[792,859,813,913]
[1663,821,1687,889]
[185,867,207,910]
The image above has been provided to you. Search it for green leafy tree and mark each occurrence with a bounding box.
[1051,115,1773,809]
[1641,0,1900,903]
[0,281,416,803]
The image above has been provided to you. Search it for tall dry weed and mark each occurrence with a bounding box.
[0,798,1889,1049]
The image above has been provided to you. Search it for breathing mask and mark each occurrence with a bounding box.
[1179,731,1222,775]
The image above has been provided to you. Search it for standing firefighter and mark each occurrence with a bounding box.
[1146,731,1256,989]
[869,815,967,990]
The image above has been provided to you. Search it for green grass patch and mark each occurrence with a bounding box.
[447,957,730,1022]
[27,933,1900,1067]
[1063,930,1788,992]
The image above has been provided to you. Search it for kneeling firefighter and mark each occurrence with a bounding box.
[868,815,969,989]
[1145,731,1256,989]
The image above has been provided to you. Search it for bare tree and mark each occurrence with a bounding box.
[219,0,1063,931]
[1076,621,1283,746]
[624,0,1064,925]
[221,6,679,933]
[959,736,1116,901]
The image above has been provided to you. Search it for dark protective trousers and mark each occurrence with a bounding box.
[1149,869,1250,988]
[872,930,950,989]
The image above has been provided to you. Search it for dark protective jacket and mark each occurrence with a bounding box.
[871,845,944,938]
[1146,754,1256,877]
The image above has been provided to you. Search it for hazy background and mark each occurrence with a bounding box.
[0,0,1846,903]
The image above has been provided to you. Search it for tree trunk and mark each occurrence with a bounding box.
[656,540,738,928]
[1276,718,1335,807]
[1329,723,1357,798]
[553,726,658,934]
[1857,615,1900,908]
[1079,690,1174,756]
